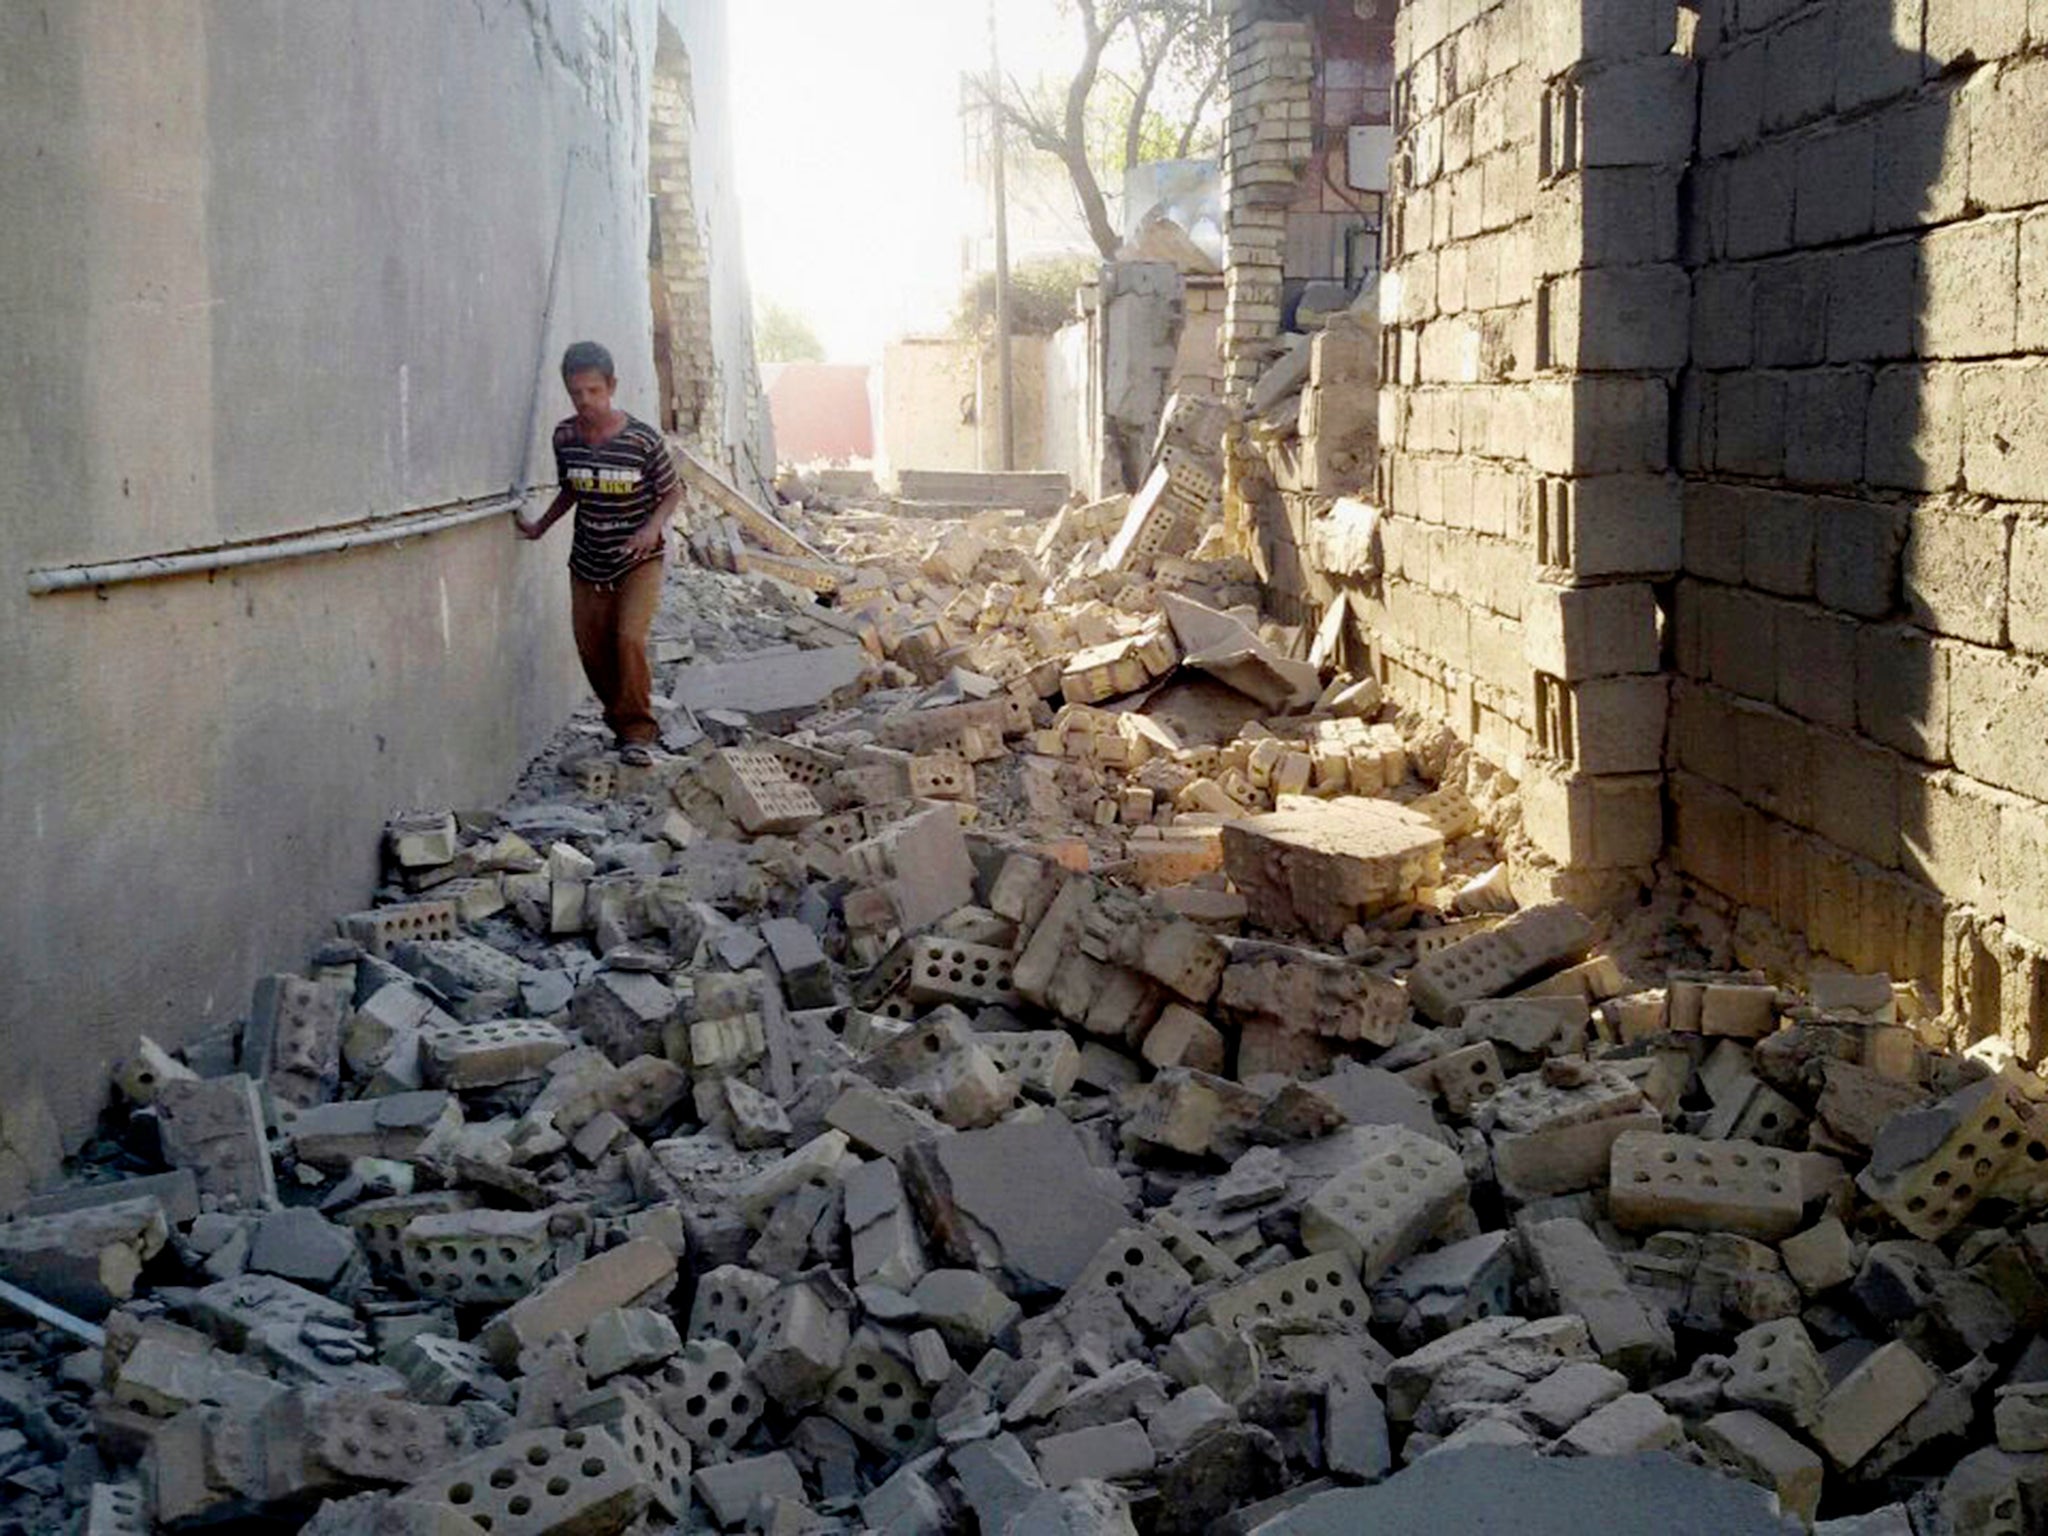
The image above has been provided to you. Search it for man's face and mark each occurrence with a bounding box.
[565,368,615,424]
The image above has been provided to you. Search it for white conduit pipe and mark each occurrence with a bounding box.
[26,492,528,596]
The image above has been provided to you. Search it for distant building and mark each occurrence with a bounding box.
[764,364,877,465]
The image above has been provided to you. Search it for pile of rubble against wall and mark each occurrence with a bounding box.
[1239,307,1377,510]
[1210,302,1384,626]
[11,509,2048,1536]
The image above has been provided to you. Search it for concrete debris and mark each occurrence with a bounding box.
[7,506,2048,1535]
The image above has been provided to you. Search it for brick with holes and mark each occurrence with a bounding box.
[653,1339,764,1461]
[1407,903,1597,1023]
[686,1012,767,1078]
[400,1208,566,1307]
[1301,1126,1471,1284]
[856,1007,974,1084]
[824,1327,937,1458]
[1217,941,1408,1045]
[906,755,976,802]
[876,696,1028,753]
[481,1238,677,1370]
[686,1265,780,1353]
[1724,1317,1827,1431]
[1610,1133,1806,1241]
[903,936,1019,1007]
[82,1484,150,1536]
[1857,1076,2034,1241]
[421,1019,572,1089]
[708,749,823,834]
[340,901,461,959]
[1147,1210,1242,1284]
[342,1191,476,1276]
[564,1380,694,1521]
[401,1425,647,1534]
[1070,1228,1197,1336]
[293,1385,484,1489]
[244,974,347,1109]
[978,1030,1082,1100]
[1060,627,1179,705]
[1202,1252,1373,1333]
[1405,1041,1505,1118]
[747,1283,851,1409]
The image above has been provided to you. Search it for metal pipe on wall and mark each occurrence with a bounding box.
[25,492,528,597]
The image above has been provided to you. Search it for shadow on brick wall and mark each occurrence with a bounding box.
[1659,0,2044,1039]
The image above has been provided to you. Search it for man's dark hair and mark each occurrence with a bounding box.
[560,340,615,382]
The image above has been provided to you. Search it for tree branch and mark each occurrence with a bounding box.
[1124,14,1189,171]
[1175,49,1227,160]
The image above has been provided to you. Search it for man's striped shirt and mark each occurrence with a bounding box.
[552,415,679,585]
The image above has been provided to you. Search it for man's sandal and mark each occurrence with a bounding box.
[619,743,655,768]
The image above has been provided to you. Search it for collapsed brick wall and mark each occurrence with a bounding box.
[1219,8,1395,622]
[1365,0,2048,1053]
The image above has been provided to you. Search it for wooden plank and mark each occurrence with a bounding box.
[677,446,834,566]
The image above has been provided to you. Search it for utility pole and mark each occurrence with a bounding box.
[988,0,1016,470]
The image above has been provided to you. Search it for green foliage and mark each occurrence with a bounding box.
[754,300,826,364]
[993,0,1229,258]
[952,255,1100,339]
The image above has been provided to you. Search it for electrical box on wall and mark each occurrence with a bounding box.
[1347,125,1393,192]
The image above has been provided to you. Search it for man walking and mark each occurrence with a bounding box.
[517,341,681,766]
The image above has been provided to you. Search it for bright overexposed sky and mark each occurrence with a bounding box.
[728,0,1084,364]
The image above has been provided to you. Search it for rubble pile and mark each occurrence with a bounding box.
[9,473,2048,1536]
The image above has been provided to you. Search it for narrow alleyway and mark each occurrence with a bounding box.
[7,0,2048,1531]
[0,458,2035,1535]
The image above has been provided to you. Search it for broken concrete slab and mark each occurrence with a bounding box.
[903,1114,1131,1299]
[671,646,871,724]
[1220,801,1445,942]
[1244,1444,1800,1534]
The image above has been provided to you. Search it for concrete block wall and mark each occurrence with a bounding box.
[1671,0,2048,1054]
[1370,0,1685,870]
[1366,0,1538,772]
[1362,0,2048,1051]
